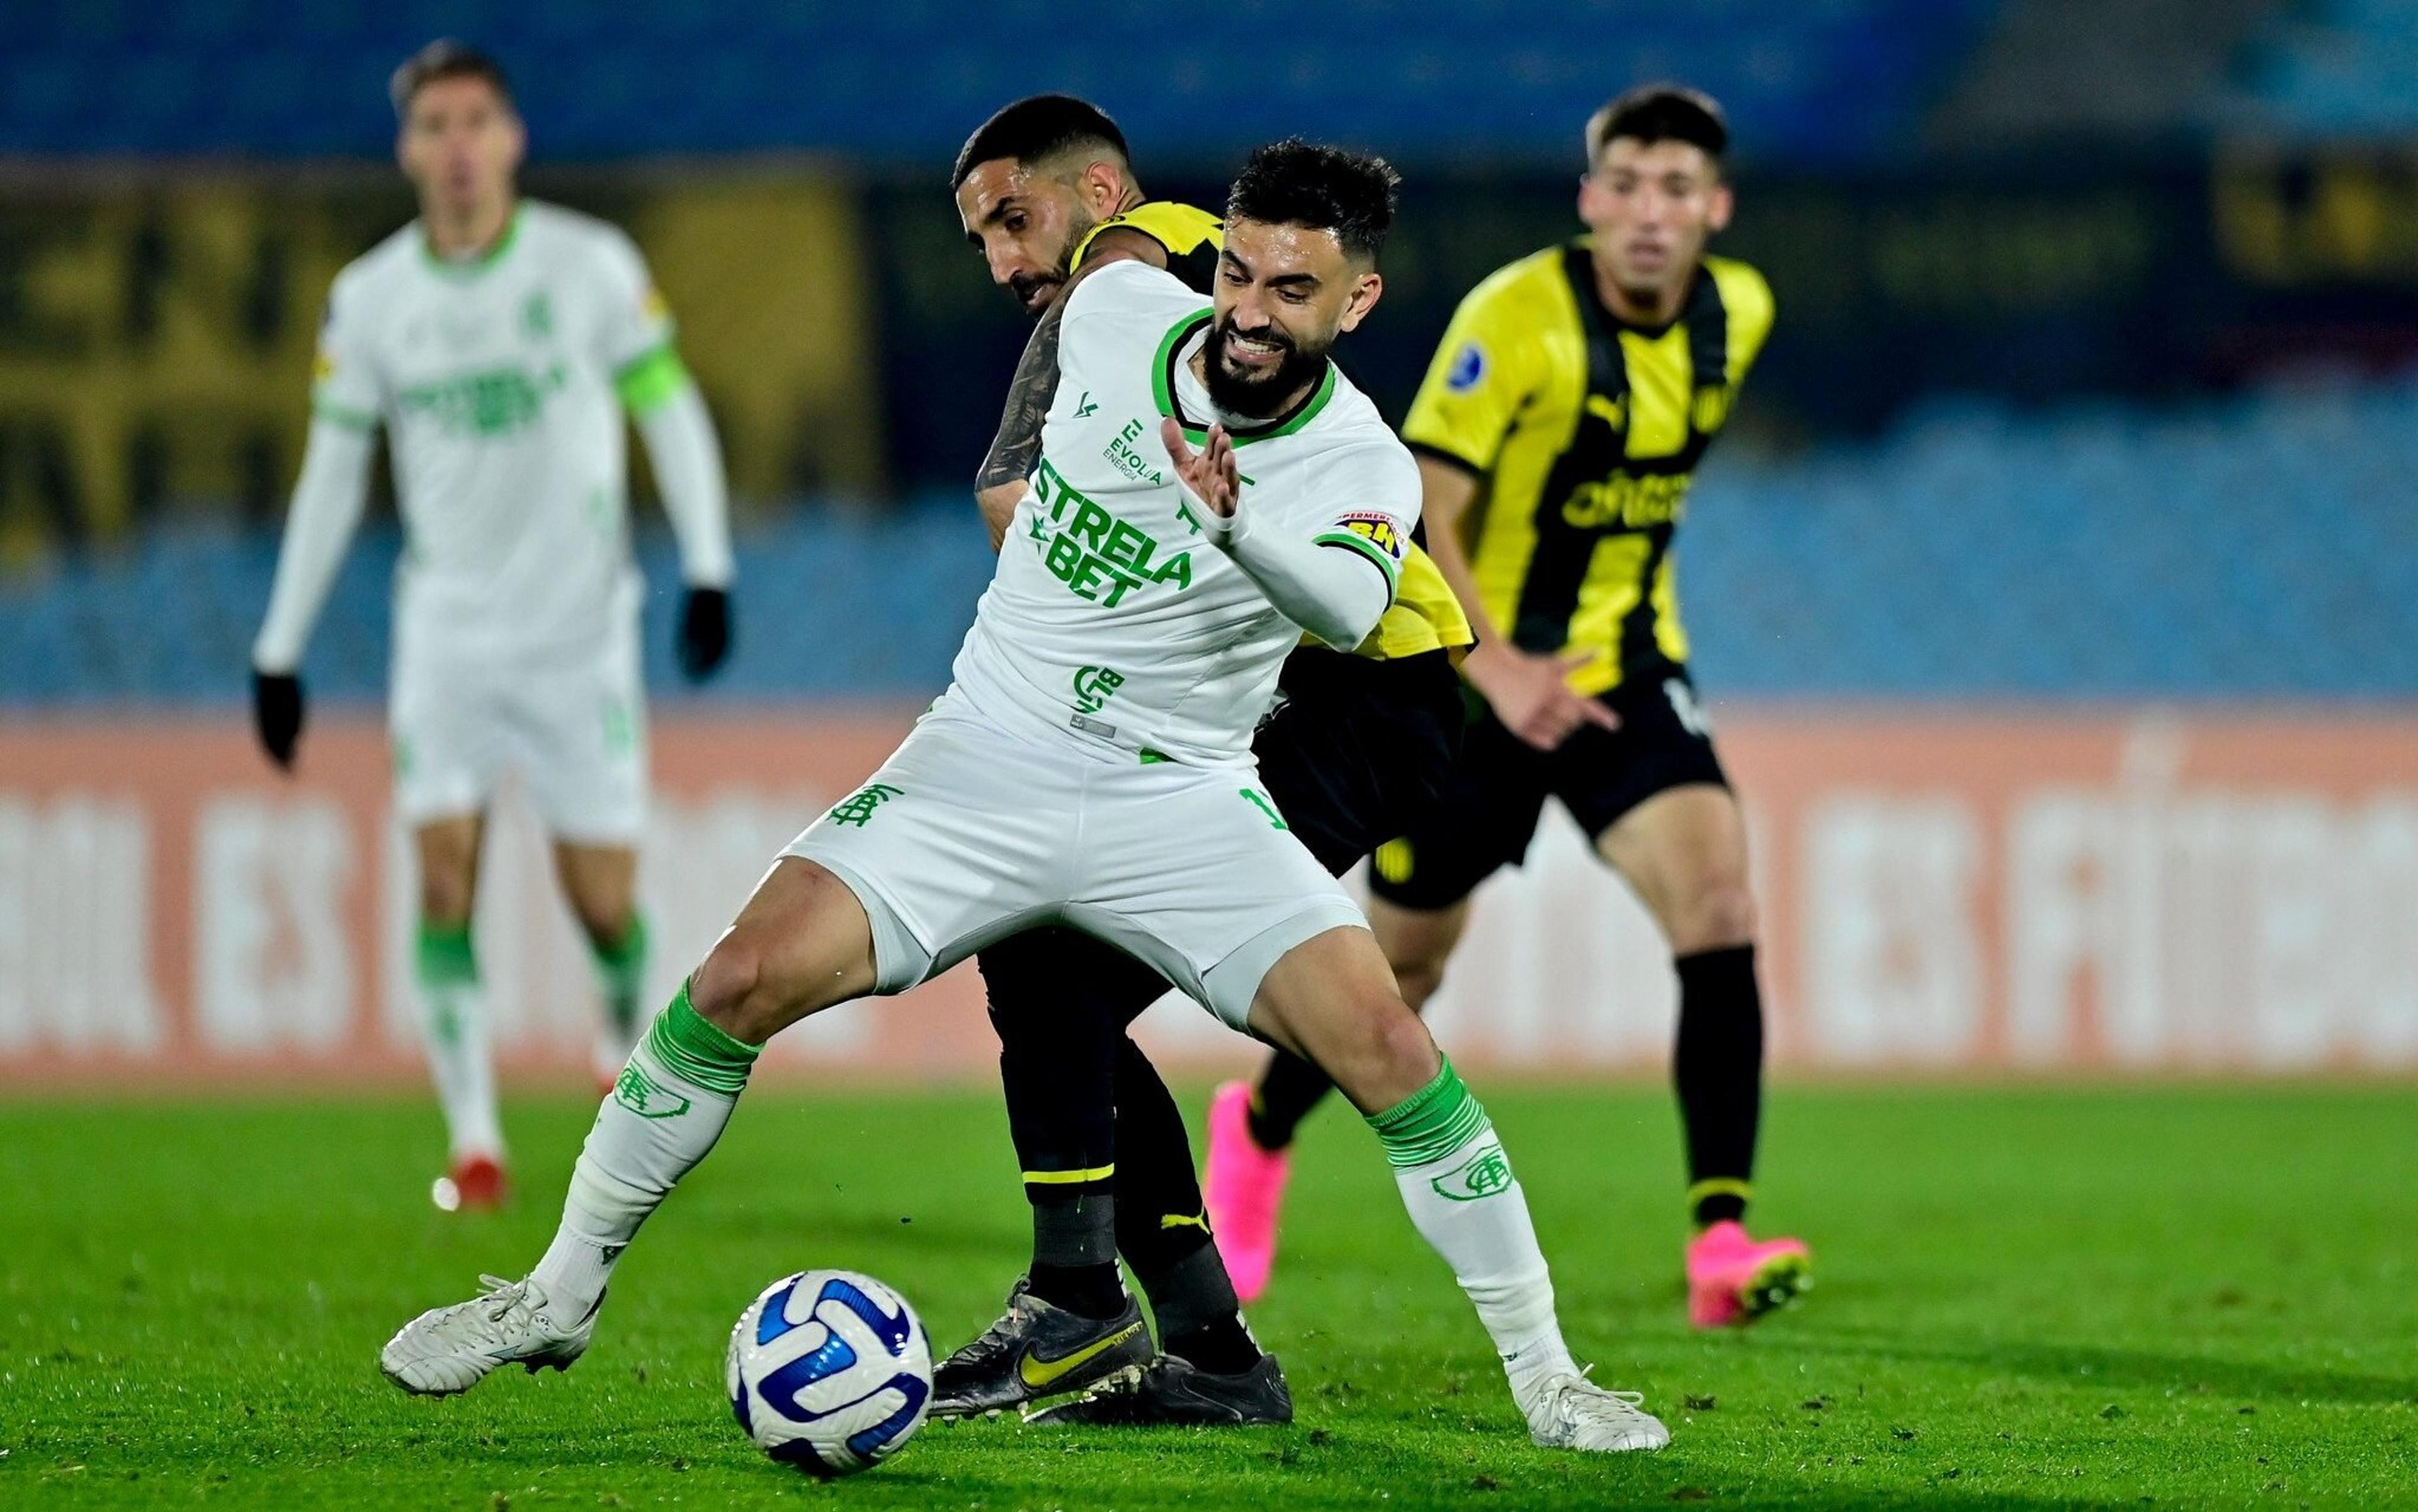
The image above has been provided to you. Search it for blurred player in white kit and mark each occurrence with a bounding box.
[248,41,736,1210]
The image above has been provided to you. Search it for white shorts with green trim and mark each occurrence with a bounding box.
[781,695,1363,1029]
[388,622,648,845]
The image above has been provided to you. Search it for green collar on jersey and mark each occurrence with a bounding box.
[1152,309,1338,447]
[419,203,523,278]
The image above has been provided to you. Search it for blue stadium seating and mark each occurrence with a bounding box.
[2235,0,2418,135]
[4,375,2413,705]
[0,1,1999,164]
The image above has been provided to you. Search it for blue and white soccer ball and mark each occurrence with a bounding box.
[726,1270,933,1478]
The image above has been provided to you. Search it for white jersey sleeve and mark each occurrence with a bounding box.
[588,226,676,373]
[1195,436,1417,649]
[311,269,385,430]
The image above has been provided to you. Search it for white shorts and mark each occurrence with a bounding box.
[389,625,649,844]
[781,698,1365,1029]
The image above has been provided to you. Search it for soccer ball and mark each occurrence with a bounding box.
[726,1270,933,1477]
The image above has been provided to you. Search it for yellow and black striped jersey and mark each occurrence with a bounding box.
[1076,200,1473,663]
[1074,201,1224,295]
[1403,240,1773,696]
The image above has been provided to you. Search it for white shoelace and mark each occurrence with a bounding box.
[448,1275,543,1346]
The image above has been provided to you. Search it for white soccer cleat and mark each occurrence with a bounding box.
[1518,1368,1672,1452]
[379,1274,594,1396]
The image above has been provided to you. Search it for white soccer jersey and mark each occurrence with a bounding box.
[310,200,673,660]
[950,260,1421,767]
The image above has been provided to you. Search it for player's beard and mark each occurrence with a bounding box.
[1203,311,1332,419]
[1011,261,1072,314]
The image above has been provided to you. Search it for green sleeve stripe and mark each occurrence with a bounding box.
[1314,530,1402,601]
[614,343,691,413]
[312,400,378,431]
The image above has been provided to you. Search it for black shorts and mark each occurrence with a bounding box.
[1256,645,1465,874]
[977,644,1465,1028]
[1366,668,1729,912]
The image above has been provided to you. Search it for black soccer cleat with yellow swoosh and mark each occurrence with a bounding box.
[929,1276,1154,1419]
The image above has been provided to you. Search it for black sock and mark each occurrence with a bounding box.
[1026,1259,1126,1321]
[1163,1318,1263,1376]
[1110,1038,1214,1281]
[1672,943,1764,1227]
[1137,1246,1261,1375]
[1245,1049,1336,1152]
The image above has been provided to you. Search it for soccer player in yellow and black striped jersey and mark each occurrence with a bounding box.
[934,95,1475,1426]
[1205,86,1813,1332]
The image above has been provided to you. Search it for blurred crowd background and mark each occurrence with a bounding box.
[5,0,2415,707]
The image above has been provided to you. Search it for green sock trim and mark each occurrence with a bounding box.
[1366,1058,1490,1169]
[592,914,650,990]
[643,982,759,1096]
[415,922,477,987]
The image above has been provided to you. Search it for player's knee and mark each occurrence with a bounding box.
[417,872,474,930]
[1667,877,1757,954]
[1325,995,1441,1103]
[572,898,635,953]
[688,930,785,1043]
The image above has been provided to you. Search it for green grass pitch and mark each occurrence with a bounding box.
[4,1084,2415,1509]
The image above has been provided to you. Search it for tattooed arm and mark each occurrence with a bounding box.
[973,292,1069,547]
[972,233,1169,550]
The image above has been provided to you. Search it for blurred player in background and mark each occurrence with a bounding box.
[249,42,736,1210]
[937,96,1471,1424]
[1205,85,1812,1329]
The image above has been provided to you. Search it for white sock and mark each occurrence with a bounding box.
[531,986,758,1318]
[1370,1061,1579,1397]
[415,925,501,1161]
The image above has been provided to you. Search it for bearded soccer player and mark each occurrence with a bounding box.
[933,97,1470,1426]
[251,42,735,1209]
[1203,86,1812,1329]
[380,139,1667,1456]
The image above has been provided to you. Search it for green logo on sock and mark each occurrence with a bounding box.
[614,1062,691,1120]
[1431,1142,1513,1202]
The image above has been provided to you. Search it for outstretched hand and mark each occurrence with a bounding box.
[1162,419,1239,519]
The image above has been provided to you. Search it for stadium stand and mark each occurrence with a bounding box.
[2229,0,2418,135]
[6,375,2412,704]
[0,1,1998,164]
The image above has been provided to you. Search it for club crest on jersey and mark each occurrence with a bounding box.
[1445,340,1487,393]
[1330,511,1407,562]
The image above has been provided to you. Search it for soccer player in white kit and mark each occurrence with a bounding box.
[250,43,736,1211]
[378,140,1668,1454]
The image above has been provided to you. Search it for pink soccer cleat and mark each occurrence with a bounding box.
[432,1154,510,1214]
[1686,1220,1811,1329]
[1203,1081,1292,1304]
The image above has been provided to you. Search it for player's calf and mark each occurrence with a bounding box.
[1246,927,1668,1453]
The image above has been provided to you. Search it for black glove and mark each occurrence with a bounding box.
[253,669,305,770]
[677,586,732,683]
